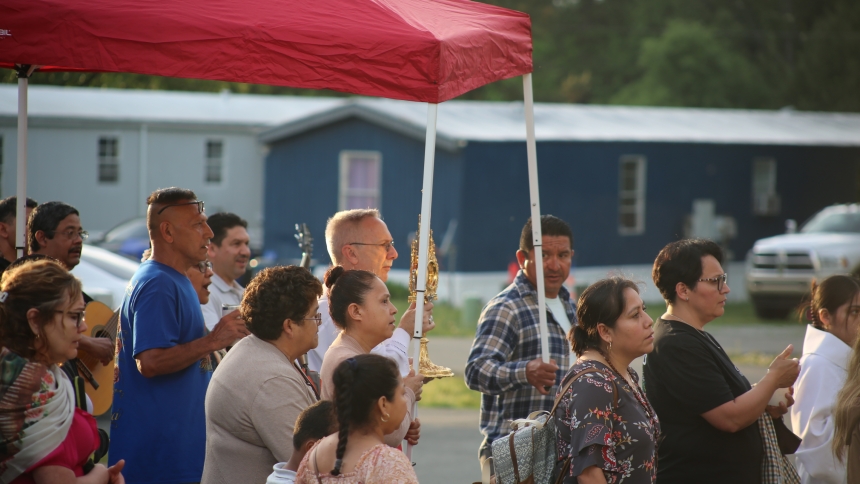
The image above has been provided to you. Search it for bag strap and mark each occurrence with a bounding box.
[509,426,537,483]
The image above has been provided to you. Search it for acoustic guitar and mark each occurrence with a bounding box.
[75,300,119,416]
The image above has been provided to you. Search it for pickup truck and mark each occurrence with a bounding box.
[745,203,860,319]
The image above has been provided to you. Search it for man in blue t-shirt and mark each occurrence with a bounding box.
[109,188,249,484]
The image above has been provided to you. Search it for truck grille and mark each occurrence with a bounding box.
[752,252,815,271]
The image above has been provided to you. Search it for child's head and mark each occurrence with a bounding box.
[293,400,337,454]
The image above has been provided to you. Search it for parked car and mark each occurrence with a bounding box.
[73,244,140,310]
[745,203,860,319]
[91,217,150,261]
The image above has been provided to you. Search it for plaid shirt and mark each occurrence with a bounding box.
[465,271,575,447]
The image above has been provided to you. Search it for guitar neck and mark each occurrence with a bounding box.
[300,252,311,269]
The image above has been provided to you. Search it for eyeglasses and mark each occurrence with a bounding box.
[54,310,85,329]
[157,200,205,215]
[303,313,323,326]
[57,229,89,241]
[349,240,395,252]
[698,273,728,292]
[195,260,213,274]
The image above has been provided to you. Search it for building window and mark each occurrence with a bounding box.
[339,151,381,210]
[98,137,119,183]
[205,140,224,183]
[618,155,646,235]
[752,158,780,216]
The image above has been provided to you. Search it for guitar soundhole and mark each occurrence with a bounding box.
[94,328,108,339]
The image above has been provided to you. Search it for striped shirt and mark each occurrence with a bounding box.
[465,271,574,447]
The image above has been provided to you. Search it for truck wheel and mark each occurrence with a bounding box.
[752,302,791,320]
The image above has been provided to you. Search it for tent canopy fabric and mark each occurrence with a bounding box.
[0,0,532,103]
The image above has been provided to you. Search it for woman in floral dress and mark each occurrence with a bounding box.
[555,277,660,484]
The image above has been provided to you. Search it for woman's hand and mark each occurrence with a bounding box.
[576,465,608,484]
[765,345,800,389]
[404,369,425,400]
[108,460,125,484]
[405,419,421,445]
[397,302,435,336]
[766,386,794,418]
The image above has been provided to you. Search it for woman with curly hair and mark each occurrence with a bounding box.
[203,265,323,484]
[0,259,125,483]
[792,274,860,483]
[296,354,418,483]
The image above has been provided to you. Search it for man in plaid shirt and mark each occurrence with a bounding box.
[465,215,576,474]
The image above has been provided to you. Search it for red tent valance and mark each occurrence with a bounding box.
[0,0,532,103]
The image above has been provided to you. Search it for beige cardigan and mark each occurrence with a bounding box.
[319,332,415,447]
[202,334,317,484]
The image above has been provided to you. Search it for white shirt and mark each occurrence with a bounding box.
[790,325,850,484]
[545,296,572,334]
[309,294,411,376]
[266,463,296,484]
[201,273,245,331]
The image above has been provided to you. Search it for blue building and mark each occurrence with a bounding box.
[261,100,860,303]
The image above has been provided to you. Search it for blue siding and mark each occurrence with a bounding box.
[457,141,859,271]
[264,118,464,269]
[265,118,859,273]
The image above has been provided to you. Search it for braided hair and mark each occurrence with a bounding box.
[330,354,399,475]
[800,275,860,330]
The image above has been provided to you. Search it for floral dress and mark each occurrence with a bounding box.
[554,360,660,484]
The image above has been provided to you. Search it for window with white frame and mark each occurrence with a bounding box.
[339,151,381,210]
[618,155,646,235]
[98,137,119,183]
[205,140,224,183]
[752,158,780,216]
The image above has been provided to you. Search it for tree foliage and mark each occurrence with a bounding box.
[2,0,858,112]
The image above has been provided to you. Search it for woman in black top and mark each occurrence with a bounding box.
[643,239,800,484]
[555,277,660,484]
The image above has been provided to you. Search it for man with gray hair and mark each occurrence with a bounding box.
[110,187,248,484]
[307,208,435,374]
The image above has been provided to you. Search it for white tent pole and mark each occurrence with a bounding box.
[406,102,438,460]
[523,73,549,363]
[15,66,34,259]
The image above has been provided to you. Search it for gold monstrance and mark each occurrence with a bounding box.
[409,218,454,379]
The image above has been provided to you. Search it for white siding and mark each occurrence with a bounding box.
[0,123,264,243]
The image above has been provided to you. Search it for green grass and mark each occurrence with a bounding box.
[419,376,482,409]
[644,301,801,326]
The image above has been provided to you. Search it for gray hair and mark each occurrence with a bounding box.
[324,209,381,265]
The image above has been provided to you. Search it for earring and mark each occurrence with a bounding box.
[381,412,390,423]
[686,297,689,302]
[608,340,612,352]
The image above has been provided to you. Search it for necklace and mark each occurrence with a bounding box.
[581,351,657,421]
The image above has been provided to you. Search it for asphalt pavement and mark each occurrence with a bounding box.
[94,324,807,483]
[414,323,807,483]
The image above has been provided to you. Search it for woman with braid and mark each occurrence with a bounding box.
[553,277,660,484]
[296,354,419,483]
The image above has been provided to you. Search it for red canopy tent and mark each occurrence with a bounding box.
[2,1,554,471]
[2,0,532,103]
